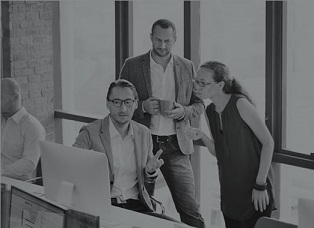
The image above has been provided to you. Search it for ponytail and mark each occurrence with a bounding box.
[229,79,255,106]
[199,61,255,106]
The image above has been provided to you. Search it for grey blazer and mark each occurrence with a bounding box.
[73,115,156,211]
[119,51,204,155]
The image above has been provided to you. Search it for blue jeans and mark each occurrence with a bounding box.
[152,135,205,228]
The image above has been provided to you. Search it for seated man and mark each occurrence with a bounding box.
[73,79,164,213]
[1,78,46,181]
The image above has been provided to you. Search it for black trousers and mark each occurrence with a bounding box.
[111,198,149,213]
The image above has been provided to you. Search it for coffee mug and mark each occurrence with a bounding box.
[158,99,174,116]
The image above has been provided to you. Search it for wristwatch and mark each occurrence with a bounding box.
[253,182,267,191]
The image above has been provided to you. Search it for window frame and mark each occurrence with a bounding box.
[53,1,314,170]
[266,1,314,170]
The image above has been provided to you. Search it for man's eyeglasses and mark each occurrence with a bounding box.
[192,79,217,88]
[108,99,137,107]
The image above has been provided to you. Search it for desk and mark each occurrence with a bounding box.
[1,177,192,228]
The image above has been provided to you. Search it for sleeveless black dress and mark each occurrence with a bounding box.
[206,94,274,220]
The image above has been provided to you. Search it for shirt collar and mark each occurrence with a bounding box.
[109,115,134,139]
[10,107,27,124]
[150,50,174,68]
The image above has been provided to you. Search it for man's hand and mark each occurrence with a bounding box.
[186,127,204,141]
[145,150,164,173]
[143,97,160,115]
[164,102,184,119]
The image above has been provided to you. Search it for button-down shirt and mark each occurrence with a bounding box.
[109,117,139,201]
[1,107,46,180]
[150,51,176,136]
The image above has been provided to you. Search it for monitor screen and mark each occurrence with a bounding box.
[2,183,10,228]
[40,141,112,223]
[9,186,65,228]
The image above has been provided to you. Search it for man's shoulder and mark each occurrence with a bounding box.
[125,52,149,64]
[82,118,104,132]
[173,54,193,65]
[22,111,45,132]
[131,120,151,134]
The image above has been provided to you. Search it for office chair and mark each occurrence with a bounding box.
[24,159,43,186]
[34,158,43,186]
[144,196,182,224]
[145,211,182,224]
[255,217,297,228]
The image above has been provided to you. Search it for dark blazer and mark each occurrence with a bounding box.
[119,51,204,155]
[73,115,156,211]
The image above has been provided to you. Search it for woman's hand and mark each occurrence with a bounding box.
[186,127,204,141]
[252,189,269,212]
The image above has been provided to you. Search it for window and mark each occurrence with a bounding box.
[59,0,115,145]
[200,0,266,117]
[199,1,266,226]
[283,1,314,155]
[276,1,314,224]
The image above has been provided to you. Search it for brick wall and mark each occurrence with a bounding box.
[3,1,55,141]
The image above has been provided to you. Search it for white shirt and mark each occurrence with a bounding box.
[149,51,176,136]
[109,117,139,201]
[1,107,46,180]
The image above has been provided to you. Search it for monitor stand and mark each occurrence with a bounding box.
[56,180,74,208]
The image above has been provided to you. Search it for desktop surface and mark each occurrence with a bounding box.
[2,177,193,228]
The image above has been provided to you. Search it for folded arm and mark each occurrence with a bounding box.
[2,124,45,181]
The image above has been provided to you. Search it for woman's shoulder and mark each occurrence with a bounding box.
[232,93,245,101]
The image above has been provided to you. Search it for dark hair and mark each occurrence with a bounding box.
[151,19,176,36]
[199,61,255,105]
[106,79,138,100]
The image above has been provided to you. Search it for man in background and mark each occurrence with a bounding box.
[1,78,46,181]
[119,19,205,227]
[73,79,164,213]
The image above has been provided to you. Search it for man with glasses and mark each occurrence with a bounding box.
[73,79,164,213]
[119,19,205,227]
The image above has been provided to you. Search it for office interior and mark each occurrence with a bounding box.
[1,1,314,227]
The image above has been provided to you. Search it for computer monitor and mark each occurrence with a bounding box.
[298,198,314,228]
[2,183,10,228]
[40,141,112,223]
[9,185,66,228]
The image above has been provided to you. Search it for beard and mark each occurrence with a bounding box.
[153,47,170,58]
[111,113,130,126]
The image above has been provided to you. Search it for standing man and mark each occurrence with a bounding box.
[73,79,164,213]
[119,19,205,227]
[1,78,46,181]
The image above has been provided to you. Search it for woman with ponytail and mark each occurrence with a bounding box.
[187,61,275,228]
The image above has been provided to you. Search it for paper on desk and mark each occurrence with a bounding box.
[34,211,64,228]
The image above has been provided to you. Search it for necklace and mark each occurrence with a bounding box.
[217,111,223,133]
